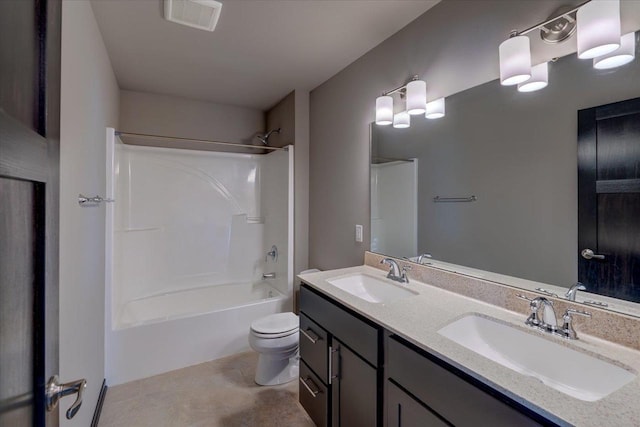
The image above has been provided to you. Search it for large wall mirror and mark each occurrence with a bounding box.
[370,31,640,317]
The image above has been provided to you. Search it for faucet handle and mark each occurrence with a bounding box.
[564,308,591,318]
[400,265,411,283]
[561,308,592,339]
[535,287,558,298]
[516,294,547,327]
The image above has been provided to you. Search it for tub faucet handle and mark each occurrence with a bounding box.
[265,245,278,262]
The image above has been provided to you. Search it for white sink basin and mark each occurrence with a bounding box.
[327,273,418,303]
[438,314,635,401]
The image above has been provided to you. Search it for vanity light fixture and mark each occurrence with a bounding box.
[393,111,411,129]
[517,62,549,92]
[375,76,445,127]
[577,0,621,59]
[425,98,446,119]
[593,32,636,70]
[499,0,632,95]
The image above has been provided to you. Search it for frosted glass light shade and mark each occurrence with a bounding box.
[393,111,410,129]
[425,98,445,119]
[593,32,635,69]
[517,62,549,92]
[375,95,393,126]
[499,36,532,86]
[577,0,621,59]
[406,80,427,115]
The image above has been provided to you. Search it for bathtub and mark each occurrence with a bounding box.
[104,129,295,386]
[106,281,289,385]
[116,281,284,329]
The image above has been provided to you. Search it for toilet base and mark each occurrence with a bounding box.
[255,352,299,386]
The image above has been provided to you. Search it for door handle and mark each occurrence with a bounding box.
[328,345,339,384]
[581,248,605,260]
[45,375,87,419]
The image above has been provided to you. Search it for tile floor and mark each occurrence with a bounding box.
[99,352,315,427]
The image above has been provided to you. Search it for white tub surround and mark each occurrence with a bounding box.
[105,128,294,385]
[298,263,640,427]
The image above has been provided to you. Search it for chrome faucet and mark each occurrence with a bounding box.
[517,294,590,339]
[262,272,276,279]
[417,253,432,264]
[380,258,410,284]
[565,282,586,301]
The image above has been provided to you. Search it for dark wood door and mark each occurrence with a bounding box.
[0,0,61,425]
[331,339,378,427]
[578,97,640,303]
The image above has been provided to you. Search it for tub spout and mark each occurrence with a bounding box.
[262,273,276,279]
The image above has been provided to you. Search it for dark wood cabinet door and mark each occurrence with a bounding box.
[387,381,450,427]
[578,97,640,302]
[332,339,378,427]
[0,0,61,426]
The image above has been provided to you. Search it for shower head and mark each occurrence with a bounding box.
[256,128,281,145]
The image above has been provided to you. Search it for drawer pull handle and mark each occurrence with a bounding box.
[301,328,320,344]
[299,377,320,397]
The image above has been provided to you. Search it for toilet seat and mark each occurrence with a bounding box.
[250,312,299,339]
[251,328,298,339]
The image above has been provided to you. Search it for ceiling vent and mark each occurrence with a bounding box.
[163,0,222,32]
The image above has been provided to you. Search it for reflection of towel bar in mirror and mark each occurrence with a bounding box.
[78,194,115,206]
[433,196,477,203]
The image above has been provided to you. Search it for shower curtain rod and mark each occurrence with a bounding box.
[115,131,288,151]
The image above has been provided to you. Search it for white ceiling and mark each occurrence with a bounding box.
[90,0,440,110]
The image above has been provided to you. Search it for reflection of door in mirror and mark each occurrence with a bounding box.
[370,159,417,259]
[578,97,640,303]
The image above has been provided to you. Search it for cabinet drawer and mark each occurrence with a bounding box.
[387,381,450,427]
[387,336,542,427]
[299,360,328,427]
[300,313,328,384]
[300,285,379,366]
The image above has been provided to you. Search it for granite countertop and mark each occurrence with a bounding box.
[298,265,640,427]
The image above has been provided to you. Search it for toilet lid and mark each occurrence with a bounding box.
[251,312,299,335]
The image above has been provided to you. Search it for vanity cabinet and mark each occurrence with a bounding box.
[299,284,382,427]
[386,335,548,427]
[299,283,557,427]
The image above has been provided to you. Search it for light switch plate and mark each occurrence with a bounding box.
[355,224,363,243]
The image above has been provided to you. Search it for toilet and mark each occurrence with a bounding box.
[249,312,300,386]
[249,269,320,386]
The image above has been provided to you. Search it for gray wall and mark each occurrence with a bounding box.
[265,91,311,277]
[119,90,264,143]
[309,0,640,270]
[266,91,295,148]
[373,52,640,286]
[59,1,120,425]
[294,90,310,276]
